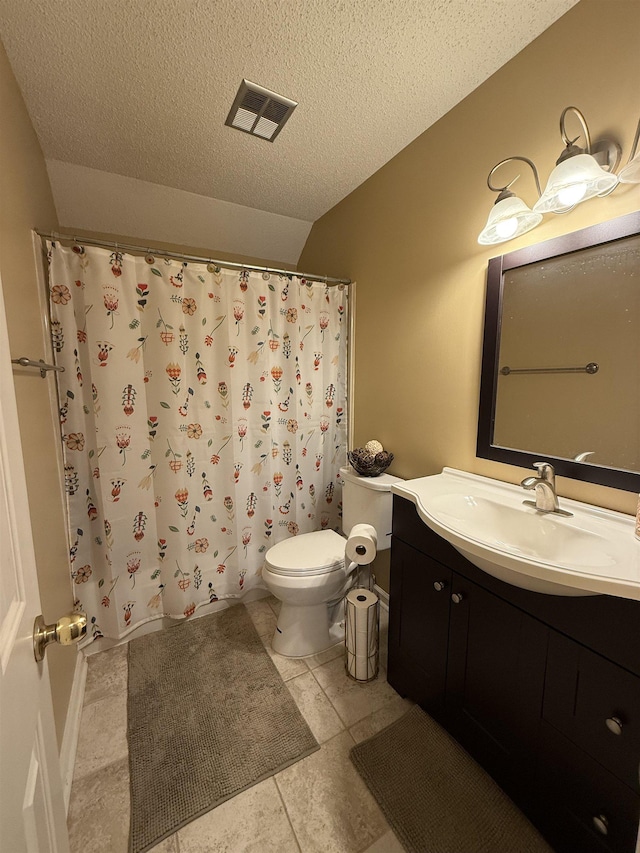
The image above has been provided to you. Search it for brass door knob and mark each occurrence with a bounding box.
[592,814,609,836]
[33,611,87,662]
[605,716,623,735]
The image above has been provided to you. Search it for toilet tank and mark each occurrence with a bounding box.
[339,465,403,551]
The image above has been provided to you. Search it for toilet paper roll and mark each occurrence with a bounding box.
[345,523,378,565]
[345,587,378,608]
[347,652,373,680]
[345,588,379,681]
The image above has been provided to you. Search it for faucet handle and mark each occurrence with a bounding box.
[533,461,555,483]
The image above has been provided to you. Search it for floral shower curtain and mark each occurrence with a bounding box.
[47,241,348,640]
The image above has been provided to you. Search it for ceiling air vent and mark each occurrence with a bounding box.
[225,80,297,142]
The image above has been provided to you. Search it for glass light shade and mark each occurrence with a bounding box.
[477,196,543,245]
[533,153,619,214]
[618,154,640,184]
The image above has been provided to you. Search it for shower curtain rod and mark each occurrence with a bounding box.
[36,231,351,286]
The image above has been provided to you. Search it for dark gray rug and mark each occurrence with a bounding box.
[127,604,319,853]
[350,705,553,853]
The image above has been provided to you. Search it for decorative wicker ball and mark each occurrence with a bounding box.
[347,447,394,477]
[364,439,384,455]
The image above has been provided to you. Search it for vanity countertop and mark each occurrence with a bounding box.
[392,468,640,601]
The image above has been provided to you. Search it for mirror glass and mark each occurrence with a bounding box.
[477,211,640,492]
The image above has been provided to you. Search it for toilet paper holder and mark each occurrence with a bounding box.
[344,587,379,683]
[345,523,377,566]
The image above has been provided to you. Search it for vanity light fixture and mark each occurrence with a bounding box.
[478,108,637,246]
[477,157,543,246]
[532,107,620,214]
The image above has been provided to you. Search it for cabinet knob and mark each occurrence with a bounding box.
[433,580,447,592]
[451,592,464,605]
[605,716,623,736]
[592,814,609,836]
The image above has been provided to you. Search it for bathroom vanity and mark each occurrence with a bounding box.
[388,493,640,853]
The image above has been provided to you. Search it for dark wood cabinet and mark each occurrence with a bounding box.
[543,631,640,793]
[446,574,548,797]
[538,722,640,853]
[388,494,640,853]
[387,539,451,716]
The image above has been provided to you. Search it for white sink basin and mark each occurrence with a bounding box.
[392,468,640,599]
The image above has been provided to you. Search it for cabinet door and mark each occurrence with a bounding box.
[446,574,548,793]
[387,538,451,715]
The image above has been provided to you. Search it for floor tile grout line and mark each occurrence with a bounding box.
[261,637,311,684]
[276,728,386,853]
[284,668,346,744]
[272,776,303,853]
[261,637,348,746]
[308,662,352,730]
[354,828,388,853]
[71,755,127,787]
[311,657,408,736]
[173,828,180,853]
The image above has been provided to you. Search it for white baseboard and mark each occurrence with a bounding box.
[59,648,87,814]
[374,584,389,610]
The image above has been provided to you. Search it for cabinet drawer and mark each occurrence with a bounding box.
[543,631,640,791]
[538,722,640,853]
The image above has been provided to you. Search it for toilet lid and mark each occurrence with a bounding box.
[265,529,346,576]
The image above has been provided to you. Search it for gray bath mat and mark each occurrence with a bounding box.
[127,604,319,853]
[350,705,553,853]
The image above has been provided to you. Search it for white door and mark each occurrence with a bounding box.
[0,268,70,852]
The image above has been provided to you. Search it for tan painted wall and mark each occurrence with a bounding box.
[0,38,73,747]
[299,0,640,589]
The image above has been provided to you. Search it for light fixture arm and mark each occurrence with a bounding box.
[560,106,592,153]
[624,117,640,165]
[487,156,542,200]
[557,106,621,174]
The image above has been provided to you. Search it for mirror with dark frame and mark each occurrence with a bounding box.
[477,209,640,492]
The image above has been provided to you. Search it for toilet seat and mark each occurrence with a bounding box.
[265,529,345,576]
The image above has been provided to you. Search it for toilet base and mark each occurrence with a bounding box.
[271,601,344,658]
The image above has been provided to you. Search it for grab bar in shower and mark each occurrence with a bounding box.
[11,356,65,379]
[500,362,599,376]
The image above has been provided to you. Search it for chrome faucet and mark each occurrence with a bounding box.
[521,462,573,517]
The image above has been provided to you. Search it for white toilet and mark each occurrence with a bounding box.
[262,465,401,657]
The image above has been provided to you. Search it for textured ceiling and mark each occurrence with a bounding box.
[1,0,578,222]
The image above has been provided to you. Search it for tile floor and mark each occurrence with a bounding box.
[67,597,412,853]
